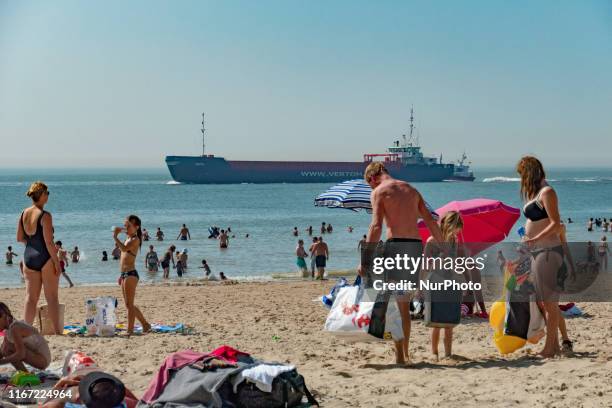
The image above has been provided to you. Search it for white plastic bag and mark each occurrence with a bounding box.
[85,296,117,337]
[324,286,404,342]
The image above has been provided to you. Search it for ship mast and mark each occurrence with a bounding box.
[409,106,418,147]
[201,112,206,156]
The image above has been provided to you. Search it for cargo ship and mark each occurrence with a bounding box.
[166,110,468,184]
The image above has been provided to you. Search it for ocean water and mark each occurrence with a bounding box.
[1,167,611,287]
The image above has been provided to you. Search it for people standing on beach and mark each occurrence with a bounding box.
[306,225,313,236]
[144,245,159,272]
[200,259,211,278]
[516,156,565,358]
[587,218,593,232]
[102,251,108,261]
[599,236,609,272]
[0,302,51,371]
[70,246,80,263]
[320,222,326,234]
[292,227,299,237]
[219,230,229,249]
[358,162,443,365]
[308,237,318,279]
[603,218,609,233]
[156,227,164,241]
[180,249,188,269]
[113,215,150,336]
[177,224,191,241]
[55,241,75,288]
[5,246,18,265]
[424,211,464,361]
[558,221,576,352]
[111,243,121,260]
[16,181,62,334]
[142,228,150,241]
[312,236,329,280]
[296,239,308,277]
[161,245,176,279]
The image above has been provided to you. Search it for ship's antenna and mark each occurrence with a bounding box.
[201,112,206,156]
[409,106,418,146]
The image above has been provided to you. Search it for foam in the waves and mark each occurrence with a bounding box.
[482,176,521,183]
[166,180,182,185]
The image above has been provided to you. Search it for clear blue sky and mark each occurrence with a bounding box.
[1,0,611,168]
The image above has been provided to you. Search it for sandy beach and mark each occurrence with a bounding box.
[1,280,610,407]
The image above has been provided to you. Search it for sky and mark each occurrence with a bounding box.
[1,0,611,168]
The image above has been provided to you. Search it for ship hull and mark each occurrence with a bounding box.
[166,156,454,184]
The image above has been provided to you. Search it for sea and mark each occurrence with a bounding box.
[1,167,611,287]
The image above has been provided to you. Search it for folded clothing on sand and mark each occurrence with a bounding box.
[231,363,295,393]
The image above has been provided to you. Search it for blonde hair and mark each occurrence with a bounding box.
[516,156,545,201]
[440,211,463,243]
[364,162,388,183]
[26,181,48,202]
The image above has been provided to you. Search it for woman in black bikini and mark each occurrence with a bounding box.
[516,156,567,358]
[16,182,63,334]
[113,215,150,336]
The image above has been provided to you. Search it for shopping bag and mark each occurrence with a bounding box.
[36,304,65,335]
[324,286,403,342]
[85,296,117,337]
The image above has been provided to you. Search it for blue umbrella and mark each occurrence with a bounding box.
[314,179,438,219]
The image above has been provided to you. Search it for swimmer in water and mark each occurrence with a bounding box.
[70,246,80,263]
[5,246,18,265]
[177,224,191,241]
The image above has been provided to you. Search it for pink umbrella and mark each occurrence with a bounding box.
[418,198,521,255]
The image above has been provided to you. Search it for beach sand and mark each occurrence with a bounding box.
[2,280,611,407]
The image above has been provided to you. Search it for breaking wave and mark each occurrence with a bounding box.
[481,177,520,183]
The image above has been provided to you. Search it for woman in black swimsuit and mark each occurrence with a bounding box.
[16,182,62,334]
[113,215,150,336]
[516,157,566,358]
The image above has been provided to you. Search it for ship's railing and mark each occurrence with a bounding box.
[363,153,399,163]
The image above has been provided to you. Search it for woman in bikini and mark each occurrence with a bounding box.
[0,302,51,371]
[516,156,565,358]
[16,181,63,334]
[113,215,151,336]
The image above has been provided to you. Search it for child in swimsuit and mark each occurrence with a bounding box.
[0,302,51,371]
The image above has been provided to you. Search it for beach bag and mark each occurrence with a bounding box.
[324,285,403,342]
[85,296,118,337]
[63,350,98,376]
[231,369,319,408]
[424,270,462,328]
[36,303,65,335]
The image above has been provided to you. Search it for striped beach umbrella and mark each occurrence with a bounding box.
[314,179,438,218]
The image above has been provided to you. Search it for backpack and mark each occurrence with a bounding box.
[230,369,319,408]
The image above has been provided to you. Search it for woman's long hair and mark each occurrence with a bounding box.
[516,156,546,201]
[440,211,463,243]
[0,302,14,325]
[128,215,142,248]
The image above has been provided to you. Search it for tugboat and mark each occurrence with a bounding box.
[166,109,456,184]
[447,152,475,181]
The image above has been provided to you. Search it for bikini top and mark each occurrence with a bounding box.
[523,188,549,222]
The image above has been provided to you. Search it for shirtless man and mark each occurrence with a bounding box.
[312,236,329,279]
[308,237,318,278]
[156,227,164,241]
[177,224,191,241]
[55,241,74,287]
[358,162,443,365]
[219,230,229,249]
[5,246,18,265]
[70,246,80,263]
